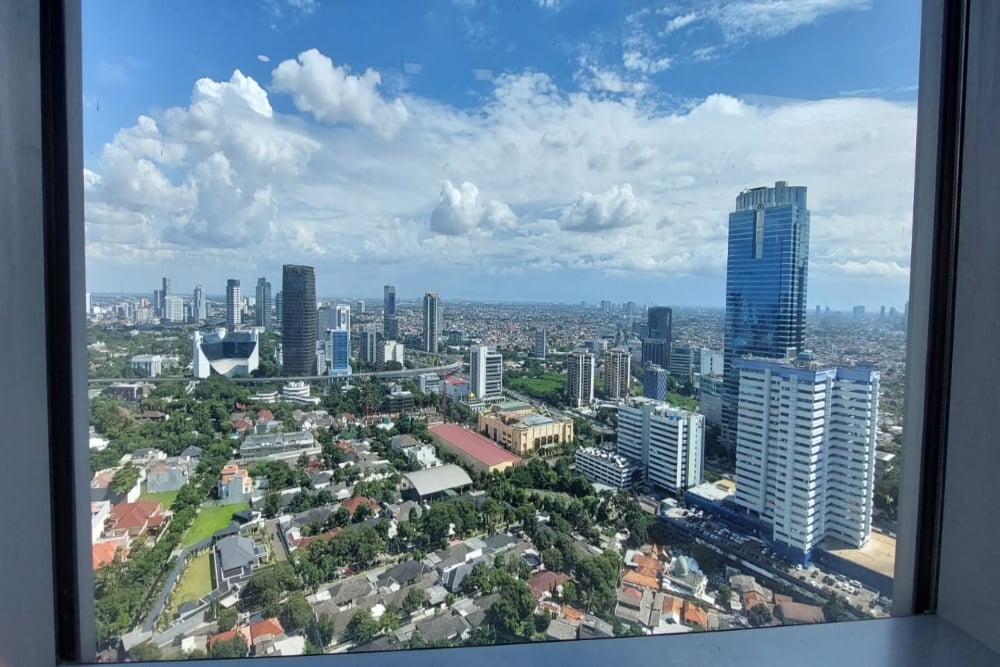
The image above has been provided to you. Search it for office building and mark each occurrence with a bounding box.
[192,284,206,322]
[566,351,595,407]
[616,397,704,496]
[377,340,405,367]
[384,284,398,340]
[335,304,350,331]
[604,348,632,400]
[152,289,162,318]
[733,356,879,564]
[193,329,259,378]
[699,376,724,428]
[355,300,365,314]
[669,343,694,383]
[162,276,171,299]
[274,291,282,330]
[316,306,335,341]
[533,329,547,359]
[162,295,184,323]
[130,354,177,378]
[359,325,378,364]
[281,265,317,376]
[722,181,810,449]
[470,345,503,401]
[700,348,724,377]
[447,330,464,346]
[854,305,866,319]
[643,306,673,369]
[642,365,668,401]
[225,279,241,329]
[423,291,440,353]
[328,329,351,377]
[255,277,271,330]
[478,401,574,457]
[418,373,442,394]
[574,447,634,489]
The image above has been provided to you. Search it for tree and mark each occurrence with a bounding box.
[823,594,852,622]
[716,584,733,610]
[748,603,773,627]
[402,587,427,615]
[311,613,336,647]
[127,642,162,662]
[490,578,536,638]
[210,635,249,658]
[110,464,139,495]
[281,591,314,633]
[542,546,564,573]
[217,607,238,631]
[264,491,281,519]
[352,503,374,523]
[346,609,380,645]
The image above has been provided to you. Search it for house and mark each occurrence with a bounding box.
[146,460,189,494]
[208,627,252,652]
[216,534,264,583]
[378,560,429,589]
[615,585,657,627]
[129,448,167,466]
[546,617,578,641]
[578,614,614,639]
[91,541,128,570]
[775,601,826,625]
[218,464,253,505]
[90,500,110,542]
[340,496,380,517]
[661,594,684,624]
[105,500,166,539]
[411,613,471,643]
[682,600,709,630]
[527,571,569,601]
[90,466,141,505]
[140,410,169,422]
[179,446,203,463]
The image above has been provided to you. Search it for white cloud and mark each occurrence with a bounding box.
[664,12,700,33]
[559,184,648,232]
[270,49,408,137]
[404,62,424,75]
[623,50,672,74]
[473,68,493,81]
[430,180,517,236]
[710,0,870,42]
[534,0,561,9]
[257,54,271,63]
[286,0,318,13]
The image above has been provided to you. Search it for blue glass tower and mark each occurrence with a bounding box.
[642,365,668,402]
[722,181,810,449]
[328,328,352,377]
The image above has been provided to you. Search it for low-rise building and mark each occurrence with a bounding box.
[428,424,521,474]
[478,402,573,457]
[129,353,178,378]
[401,465,473,502]
[240,431,319,462]
[218,464,253,505]
[281,381,321,406]
[574,447,634,488]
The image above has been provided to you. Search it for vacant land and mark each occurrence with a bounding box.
[170,551,213,616]
[508,372,565,398]
[139,489,179,509]
[181,503,249,547]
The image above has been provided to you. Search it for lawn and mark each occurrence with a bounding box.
[170,551,213,616]
[509,372,566,397]
[181,503,249,547]
[140,489,179,509]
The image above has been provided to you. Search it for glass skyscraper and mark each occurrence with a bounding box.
[384,284,398,340]
[282,264,317,376]
[722,181,810,449]
[643,306,673,369]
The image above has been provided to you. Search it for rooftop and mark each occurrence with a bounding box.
[819,530,897,579]
[429,424,522,467]
[402,464,473,498]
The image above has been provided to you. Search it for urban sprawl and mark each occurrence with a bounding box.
[87,182,906,661]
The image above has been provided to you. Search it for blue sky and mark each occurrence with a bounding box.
[82,0,920,308]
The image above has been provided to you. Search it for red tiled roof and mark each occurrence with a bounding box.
[682,601,708,628]
[92,542,128,570]
[208,627,252,649]
[623,570,659,590]
[527,571,570,600]
[250,617,284,641]
[561,605,584,622]
[341,496,380,514]
[429,424,522,467]
[108,501,163,533]
[620,585,643,602]
[256,410,274,422]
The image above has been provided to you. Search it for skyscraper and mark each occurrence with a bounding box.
[566,351,595,407]
[226,279,241,329]
[316,306,336,342]
[335,304,351,332]
[422,291,440,353]
[359,325,377,364]
[192,284,206,321]
[470,345,503,400]
[163,295,184,323]
[722,181,810,450]
[328,329,351,377]
[162,276,171,299]
[255,277,272,330]
[641,365,668,401]
[355,300,365,314]
[383,285,398,340]
[281,265,317,376]
[152,289,162,317]
[604,348,632,400]
[274,291,282,330]
[533,329,547,359]
[642,306,672,369]
[734,357,879,563]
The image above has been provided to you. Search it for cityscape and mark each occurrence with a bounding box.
[87,181,907,661]
[80,1,918,661]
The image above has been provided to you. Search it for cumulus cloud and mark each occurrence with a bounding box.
[430,180,517,235]
[270,49,408,137]
[559,184,648,232]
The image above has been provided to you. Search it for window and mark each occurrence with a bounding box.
[0,0,997,664]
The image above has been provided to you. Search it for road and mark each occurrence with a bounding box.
[88,360,463,385]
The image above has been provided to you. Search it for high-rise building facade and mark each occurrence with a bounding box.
[328,329,352,377]
[733,357,878,564]
[604,348,632,400]
[642,365,668,401]
[359,325,378,364]
[335,304,351,332]
[226,279,241,329]
[722,181,810,450]
[422,291,440,353]
[255,277,272,330]
[152,289,162,317]
[163,295,185,323]
[281,265,317,376]
[566,351,595,407]
[192,284,206,322]
[470,345,503,400]
[383,285,398,340]
[616,397,704,495]
[316,306,336,341]
[533,329,547,359]
[668,343,694,383]
[355,300,365,314]
[274,291,282,330]
[377,340,405,367]
[643,306,673,369]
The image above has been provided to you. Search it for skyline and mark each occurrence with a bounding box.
[82,1,919,307]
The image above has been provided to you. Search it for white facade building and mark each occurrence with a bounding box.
[574,447,634,488]
[470,345,503,400]
[378,340,405,367]
[130,354,176,378]
[193,329,259,378]
[733,358,880,563]
[616,397,704,496]
[163,295,185,323]
[700,348,724,377]
[603,348,632,400]
[566,351,595,407]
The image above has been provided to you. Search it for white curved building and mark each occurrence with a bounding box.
[193,328,259,378]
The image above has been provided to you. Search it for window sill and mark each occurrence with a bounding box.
[140,616,997,667]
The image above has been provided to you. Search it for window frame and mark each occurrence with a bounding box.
[2,0,998,664]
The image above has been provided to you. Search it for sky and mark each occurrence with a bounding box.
[82,0,920,308]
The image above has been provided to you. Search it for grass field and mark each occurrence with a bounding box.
[181,503,249,547]
[170,551,213,616]
[139,489,179,509]
[509,372,566,396]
